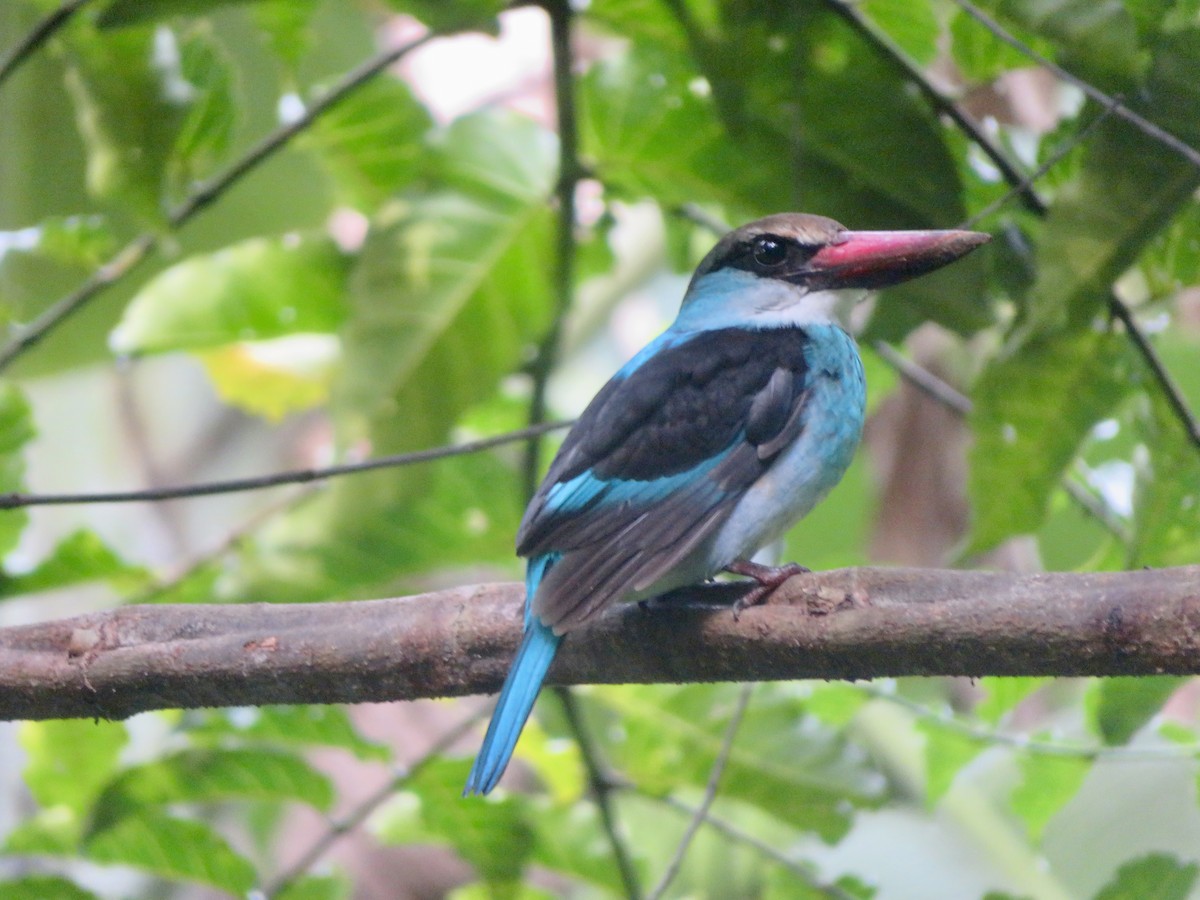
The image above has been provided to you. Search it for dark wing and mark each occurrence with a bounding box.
[518,326,813,632]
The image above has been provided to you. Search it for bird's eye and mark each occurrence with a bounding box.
[752,236,789,267]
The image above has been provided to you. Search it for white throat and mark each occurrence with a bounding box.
[674,269,849,331]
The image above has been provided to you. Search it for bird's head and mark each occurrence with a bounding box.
[678,213,990,329]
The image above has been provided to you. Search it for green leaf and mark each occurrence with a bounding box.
[195,336,336,421]
[85,812,256,894]
[97,0,259,27]
[218,111,554,603]
[918,719,984,805]
[579,44,778,214]
[378,0,505,34]
[92,747,334,832]
[862,0,939,65]
[1084,676,1185,745]
[0,529,146,599]
[1020,30,1200,338]
[377,758,535,885]
[599,684,885,842]
[0,216,116,271]
[991,0,1145,88]
[302,75,434,209]
[251,1,323,70]
[1094,854,1199,900]
[1009,750,1090,841]
[0,383,35,556]
[805,683,870,727]
[1130,392,1200,567]
[0,876,98,900]
[275,874,350,900]
[61,25,192,219]
[169,27,238,194]
[949,6,1042,81]
[191,705,389,761]
[967,330,1133,552]
[526,802,629,894]
[110,234,350,355]
[19,720,127,817]
[976,678,1049,726]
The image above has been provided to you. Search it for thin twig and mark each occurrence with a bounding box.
[522,0,580,499]
[0,31,437,373]
[827,0,1045,217]
[870,341,972,415]
[952,0,1200,170]
[1109,297,1200,451]
[866,686,1200,762]
[554,687,644,900]
[634,790,858,900]
[129,484,320,604]
[646,685,753,900]
[872,340,1131,542]
[262,709,487,898]
[0,420,570,508]
[533,6,640,895]
[961,102,1117,229]
[0,0,93,89]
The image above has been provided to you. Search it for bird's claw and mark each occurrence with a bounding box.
[725,559,810,619]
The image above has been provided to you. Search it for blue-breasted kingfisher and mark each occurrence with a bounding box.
[464,213,989,795]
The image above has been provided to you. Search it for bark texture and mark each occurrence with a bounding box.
[1,565,1198,721]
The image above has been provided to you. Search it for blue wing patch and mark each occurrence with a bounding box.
[517,325,817,633]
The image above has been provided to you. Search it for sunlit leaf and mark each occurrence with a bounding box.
[376,758,535,886]
[1130,393,1200,567]
[975,678,1049,726]
[1020,30,1200,338]
[1084,676,1186,745]
[968,330,1134,552]
[110,234,350,355]
[92,747,335,832]
[169,27,238,194]
[302,75,433,210]
[251,0,322,70]
[0,384,35,556]
[0,529,147,599]
[861,0,939,65]
[18,720,127,818]
[219,111,553,603]
[61,26,192,219]
[597,684,885,842]
[1094,853,1199,900]
[85,813,256,894]
[189,705,389,761]
[0,876,98,900]
[918,720,985,806]
[275,873,350,900]
[197,337,337,421]
[1009,749,1090,840]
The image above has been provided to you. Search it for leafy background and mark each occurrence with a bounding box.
[1,0,1200,897]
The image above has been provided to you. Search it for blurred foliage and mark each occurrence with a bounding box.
[1,0,1200,897]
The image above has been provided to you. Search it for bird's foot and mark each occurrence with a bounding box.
[724,559,810,619]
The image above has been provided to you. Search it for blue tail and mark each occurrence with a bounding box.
[464,556,562,796]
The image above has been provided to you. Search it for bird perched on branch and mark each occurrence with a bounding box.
[465,212,989,795]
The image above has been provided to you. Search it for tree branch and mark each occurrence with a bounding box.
[952,0,1200,170]
[0,0,93,90]
[2,566,1198,722]
[0,30,436,373]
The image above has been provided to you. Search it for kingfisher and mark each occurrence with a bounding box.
[464,213,989,795]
